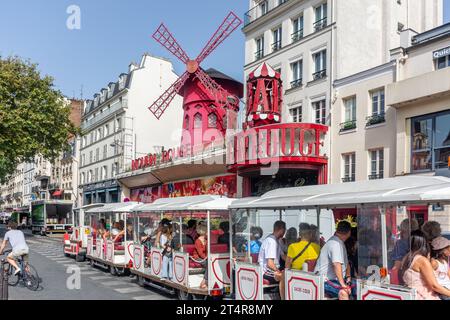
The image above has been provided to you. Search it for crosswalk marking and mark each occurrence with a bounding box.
[89,276,112,281]
[114,287,145,294]
[101,281,128,287]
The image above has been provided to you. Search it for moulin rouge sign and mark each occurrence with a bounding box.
[131,146,187,171]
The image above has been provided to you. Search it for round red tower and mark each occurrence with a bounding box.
[245,63,283,130]
[180,69,243,154]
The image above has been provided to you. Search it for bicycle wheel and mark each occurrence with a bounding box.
[23,263,40,291]
[6,264,19,287]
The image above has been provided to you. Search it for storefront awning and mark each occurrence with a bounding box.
[230,176,450,209]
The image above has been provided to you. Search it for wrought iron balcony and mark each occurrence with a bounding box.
[13,192,22,199]
[255,50,264,61]
[271,41,282,52]
[313,17,328,32]
[342,176,355,183]
[244,0,291,27]
[339,120,357,132]
[290,79,303,89]
[369,174,384,180]
[291,29,304,42]
[312,70,327,81]
[366,113,386,127]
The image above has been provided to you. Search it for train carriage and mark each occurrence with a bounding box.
[130,195,236,300]
[229,175,450,301]
[85,202,141,276]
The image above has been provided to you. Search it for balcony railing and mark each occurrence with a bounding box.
[313,17,328,32]
[339,120,357,132]
[271,41,282,52]
[290,79,303,89]
[312,70,327,81]
[244,0,291,27]
[366,113,386,127]
[291,29,304,42]
[82,98,127,131]
[342,176,355,183]
[369,174,384,180]
[255,50,264,61]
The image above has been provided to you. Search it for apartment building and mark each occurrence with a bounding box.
[0,164,24,212]
[48,99,83,206]
[242,0,442,169]
[331,23,450,228]
[79,53,183,206]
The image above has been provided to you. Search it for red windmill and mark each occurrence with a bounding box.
[149,11,243,121]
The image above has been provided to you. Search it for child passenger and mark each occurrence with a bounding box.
[431,237,450,300]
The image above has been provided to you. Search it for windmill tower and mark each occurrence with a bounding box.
[149,12,244,154]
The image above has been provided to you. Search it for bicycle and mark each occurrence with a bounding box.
[2,249,40,291]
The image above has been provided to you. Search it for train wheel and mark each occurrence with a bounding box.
[110,266,118,276]
[137,275,145,287]
[177,289,192,300]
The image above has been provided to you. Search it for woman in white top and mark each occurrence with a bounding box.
[431,237,450,300]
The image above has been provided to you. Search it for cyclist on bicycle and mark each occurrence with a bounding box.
[0,221,29,275]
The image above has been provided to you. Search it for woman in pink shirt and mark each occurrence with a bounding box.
[400,235,450,300]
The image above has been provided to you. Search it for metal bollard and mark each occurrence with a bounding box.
[0,260,8,300]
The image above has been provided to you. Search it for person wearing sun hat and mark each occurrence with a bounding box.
[431,237,450,300]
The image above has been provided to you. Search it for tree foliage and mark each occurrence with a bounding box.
[0,56,78,183]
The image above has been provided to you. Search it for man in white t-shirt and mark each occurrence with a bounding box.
[0,221,30,275]
[314,220,355,300]
[258,221,286,285]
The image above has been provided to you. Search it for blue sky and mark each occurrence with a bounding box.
[0,0,449,100]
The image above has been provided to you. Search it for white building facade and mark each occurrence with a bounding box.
[79,53,183,206]
[242,0,443,179]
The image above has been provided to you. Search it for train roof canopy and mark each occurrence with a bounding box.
[134,195,235,212]
[230,176,450,209]
[85,202,141,214]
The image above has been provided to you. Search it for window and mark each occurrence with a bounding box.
[291,60,303,88]
[314,3,328,32]
[341,96,357,132]
[83,136,87,148]
[81,173,85,185]
[95,168,99,182]
[435,55,450,70]
[194,113,202,129]
[98,128,103,140]
[111,164,115,178]
[312,50,327,80]
[90,132,94,144]
[369,149,384,180]
[367,89,386,126]
[88,170,93,183]
[89,151,93,164]
[118,76,126,90]
[289,106,302,123]
[103,145,107,159]
[412,111,450,172]
[184,115,190,129]
[101,166,108,181]
[255,36,264,60]
[208,113,217,128]
[292,16,304,42]
[272,27,282,52]
[343,153,356,182]
[81,154,86,167]
[259,0,268,16]
[116,118,122,132]
[313,99,326,125]
[95,148,99,162]
[105,124,110,136]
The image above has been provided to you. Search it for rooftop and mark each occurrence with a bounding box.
[411,22,450,46]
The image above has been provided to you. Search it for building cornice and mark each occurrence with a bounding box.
[333,61,396,89]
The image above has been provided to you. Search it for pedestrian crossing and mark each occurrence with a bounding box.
[27,236,174,300]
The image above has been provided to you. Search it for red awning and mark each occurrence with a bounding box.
[53,190,63,197]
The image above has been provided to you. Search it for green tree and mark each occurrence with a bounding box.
[0,56,78,183]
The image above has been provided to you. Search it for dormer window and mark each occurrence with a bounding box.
[108,84,115,98]
[118,75,126,90]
